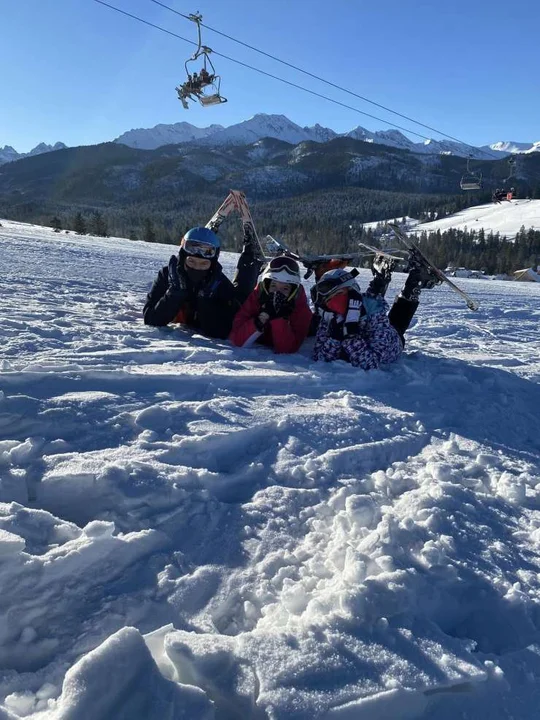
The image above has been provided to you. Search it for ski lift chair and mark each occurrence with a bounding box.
[198,74,227,106]
[177,13,227,109]
[460,155,482,190]
[460,175,483,191]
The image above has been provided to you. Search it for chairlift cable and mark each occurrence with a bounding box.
[92,0,433,140]
[93,0,503,162]
[147,0,500,161]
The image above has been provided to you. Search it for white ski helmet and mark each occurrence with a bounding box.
[261,256,301,286]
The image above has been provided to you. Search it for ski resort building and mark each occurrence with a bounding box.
[513,267,540,282]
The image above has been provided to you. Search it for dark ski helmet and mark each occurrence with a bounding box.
[180,227,220,260]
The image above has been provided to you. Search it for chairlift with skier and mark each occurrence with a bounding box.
[460,155,482,191]
[492,158,518,203]
[176,12,227,109]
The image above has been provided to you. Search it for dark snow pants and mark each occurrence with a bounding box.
[388,296,419,346]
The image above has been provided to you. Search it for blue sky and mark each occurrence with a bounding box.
[2,0,539,152]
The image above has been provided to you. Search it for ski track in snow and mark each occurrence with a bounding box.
[0,219,539,719]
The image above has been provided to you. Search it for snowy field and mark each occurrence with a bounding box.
[414,198,540,238]
[362,199,540,241]
[0,218,540,720]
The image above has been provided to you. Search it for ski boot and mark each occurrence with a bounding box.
[367,253,398,297]
[400,249,442,302]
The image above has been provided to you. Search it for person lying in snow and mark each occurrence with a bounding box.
[312,254,439,369]
[229,256,312,354]
[143,226,262,339]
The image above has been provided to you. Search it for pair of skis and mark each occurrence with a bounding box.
[205,190,266,261]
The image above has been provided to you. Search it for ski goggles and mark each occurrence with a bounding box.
[265,256,300,277]
[182,239,218,259]
[315,270,359,300]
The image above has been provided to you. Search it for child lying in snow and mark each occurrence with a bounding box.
[312,255,440,370]
[229,256,312,354]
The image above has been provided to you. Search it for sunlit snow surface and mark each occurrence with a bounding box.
[0,219,540,720]
[414,198,540,238]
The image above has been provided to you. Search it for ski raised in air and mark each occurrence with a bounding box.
[387,223,480,311]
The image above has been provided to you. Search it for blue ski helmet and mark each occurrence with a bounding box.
[181,227,220,260]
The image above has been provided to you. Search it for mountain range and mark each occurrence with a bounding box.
[2,133,539,211]
[2,114,539,166]
[0,141,67,166]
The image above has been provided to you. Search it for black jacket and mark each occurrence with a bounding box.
[143,257,241,339]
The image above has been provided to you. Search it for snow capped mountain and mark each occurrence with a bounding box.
[3,116,539,168]
[115,115,338,151]
[483,140,540,155]
[115,122,224,150]
[343,127,474,157]
[303,123,338,143]
[374,129,416,151]
[344,125,376,143]
[113,115,539,159]
[420,138,474,156]
[0,145,19,164]
[198,114,336,147]
[26,141,67,156]
[0,142,67,166]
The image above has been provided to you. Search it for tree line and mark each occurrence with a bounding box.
[411,225,540,275]
[2,188,538,274]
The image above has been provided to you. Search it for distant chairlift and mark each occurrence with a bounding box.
[176,13,227,110]
[503,156,517,183]
[460,155,482,191]
[492,158,518,203]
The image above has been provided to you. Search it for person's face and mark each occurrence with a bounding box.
[269,280,292,296]
[185,255,211,271]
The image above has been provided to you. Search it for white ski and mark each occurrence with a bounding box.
[229,190,267,261]
[387,223,479,311]
[357,242,405,261]
[205,193,237,233]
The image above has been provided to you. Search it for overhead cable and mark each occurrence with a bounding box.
[147,0,500,160]
[94,0,500,159]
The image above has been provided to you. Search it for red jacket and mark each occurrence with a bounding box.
[229,286,312,354]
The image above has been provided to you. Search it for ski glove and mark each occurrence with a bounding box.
[167,256,189,295]
[328,317,345,342]
[261,292,293,320]
[343,289,365,336]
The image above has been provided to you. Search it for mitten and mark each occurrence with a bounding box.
[262,292,293,320]
[168,256,188,294]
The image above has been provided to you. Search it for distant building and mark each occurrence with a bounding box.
[513,267,540,282]
[493,274,512,281]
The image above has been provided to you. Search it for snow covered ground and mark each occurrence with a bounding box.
[414,198,540,239]
[0,218,539,720]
